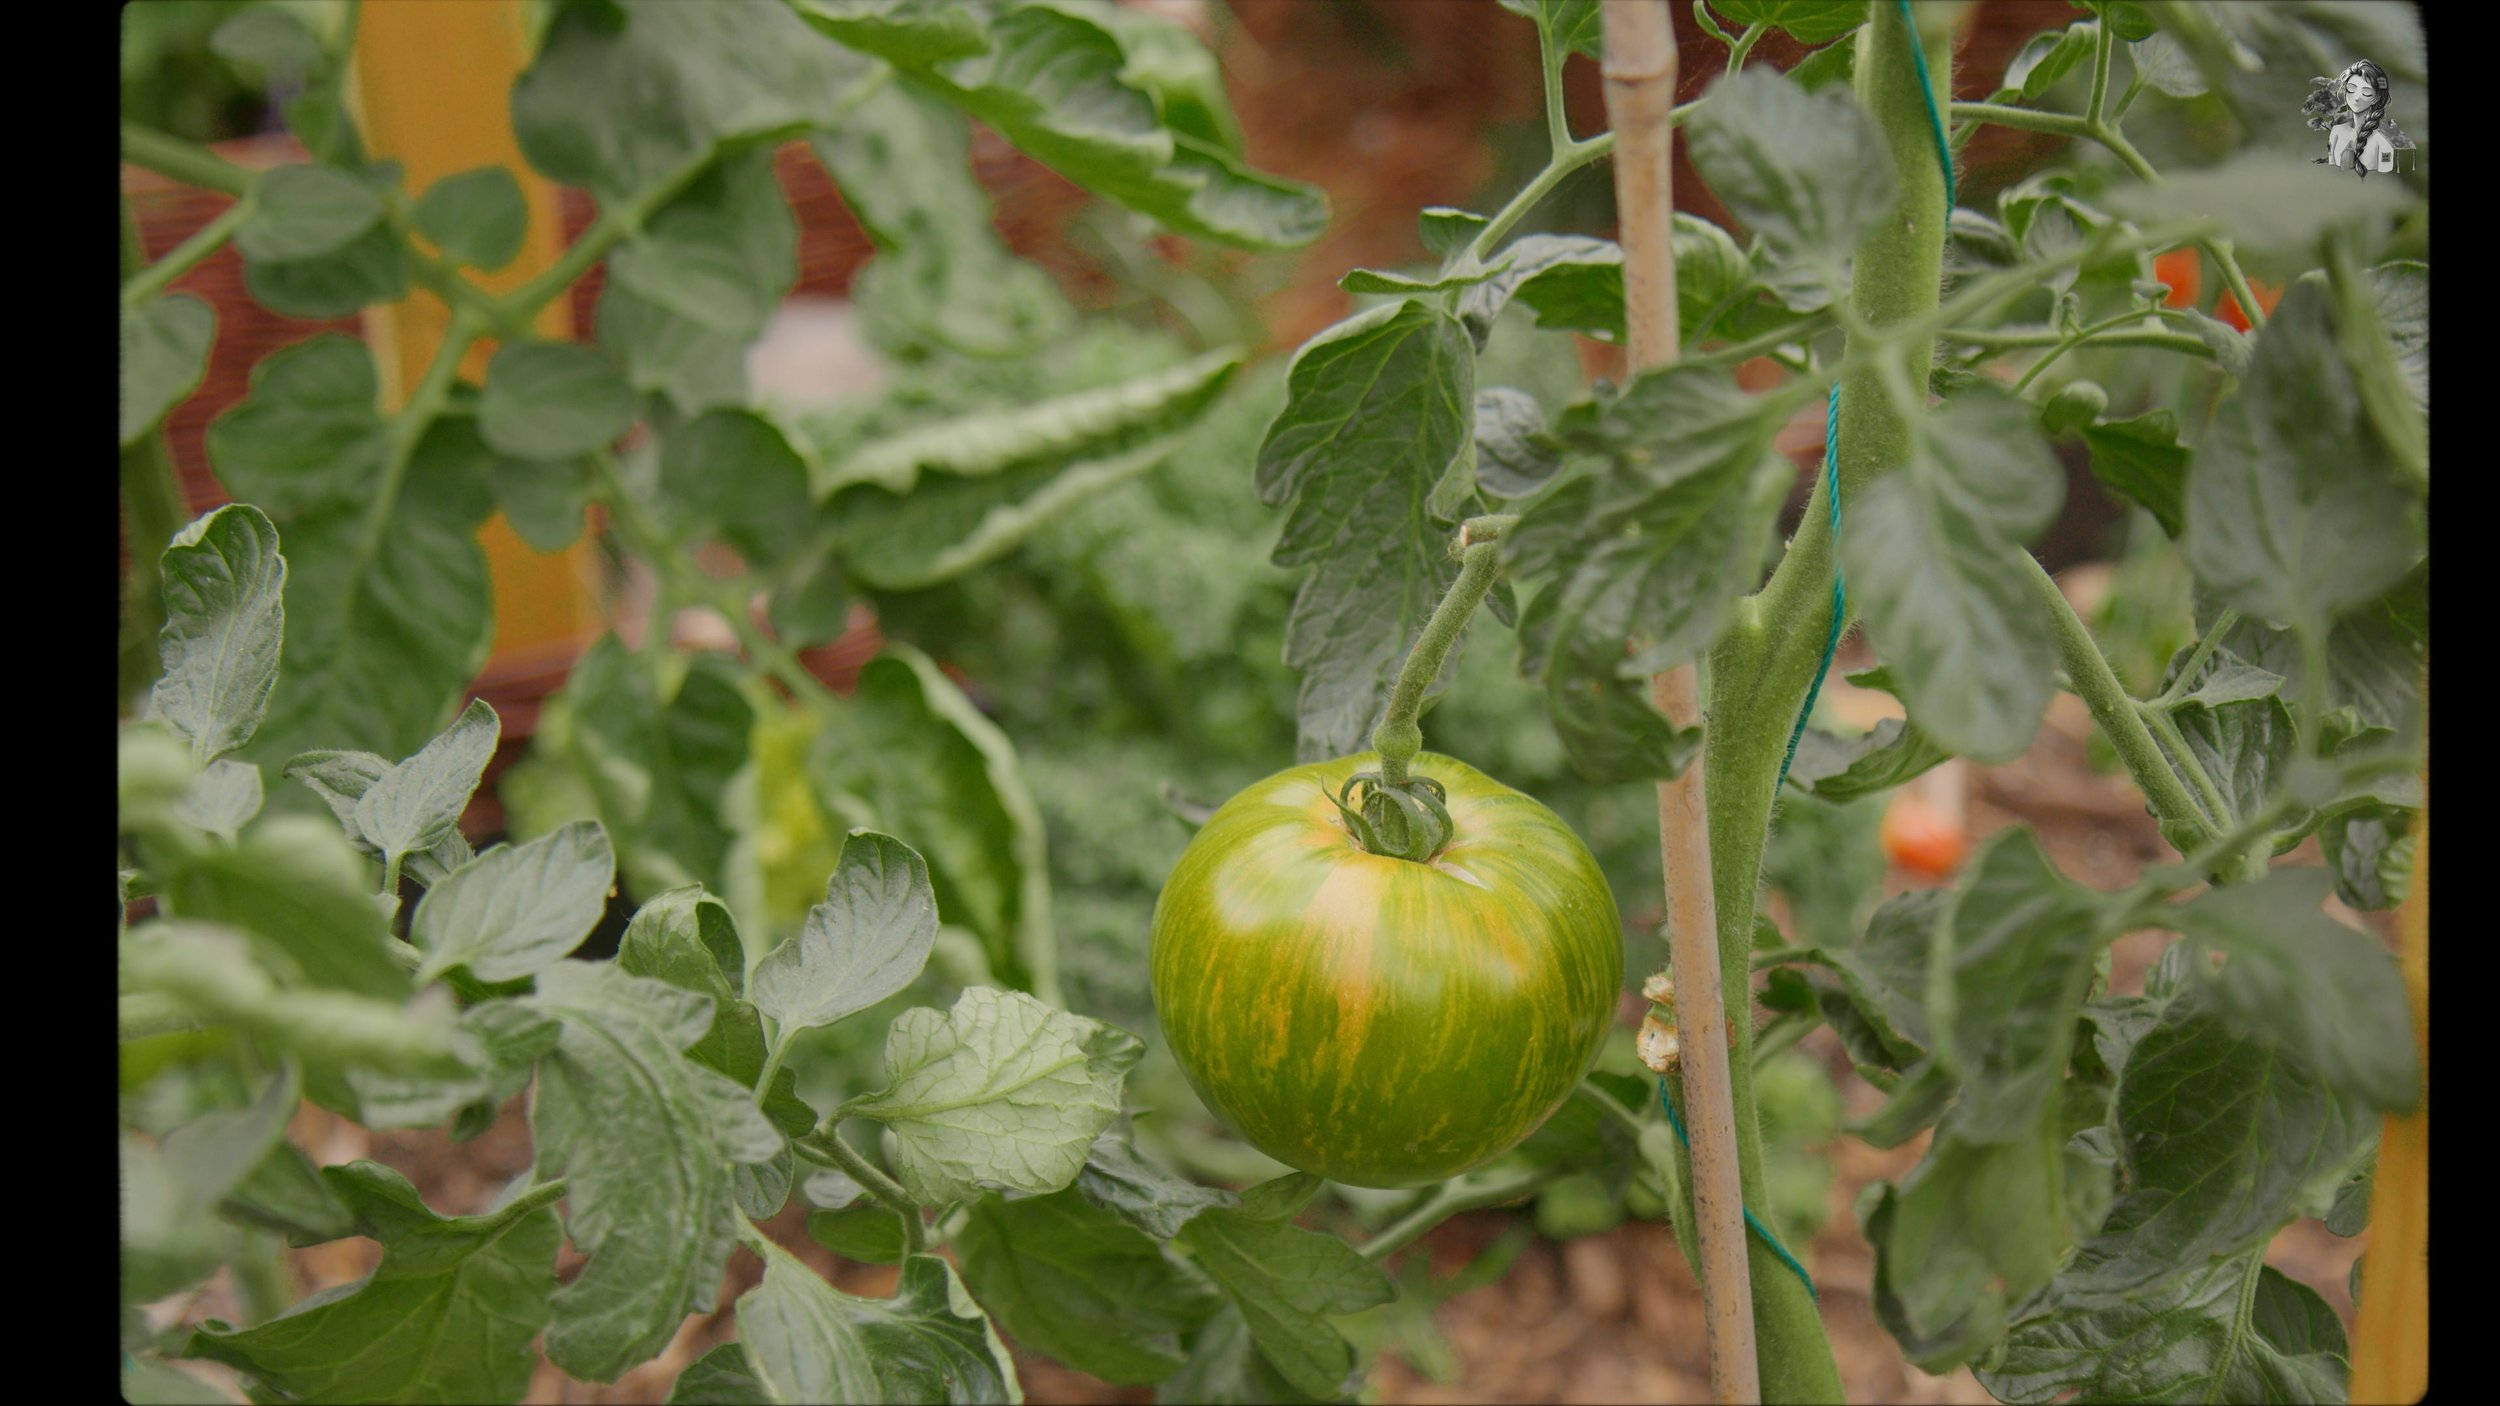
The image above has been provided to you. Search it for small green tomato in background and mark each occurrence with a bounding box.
[2039,379,2109,435]
[1150,751,1623,1188]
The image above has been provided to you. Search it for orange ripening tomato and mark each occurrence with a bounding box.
[2216,280,2282,333]
[1881,793,1968,879]
[2152,248,2200,309]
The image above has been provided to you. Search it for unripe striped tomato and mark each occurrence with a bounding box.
[1150,753,1623,1187]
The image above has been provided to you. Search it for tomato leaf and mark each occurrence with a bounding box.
[1686,67,1895,307]
[524,962,784,1383]
[2018,986,2372,1311]
[1456,234,1625,345]
[349,1001,562,1134]
[1494,0,1603,59]
[956,1187,1222,1385]
[1173,1193,1396,1400]
[2187,278,2423,638]
[235,164,384,264]
[185,1163,562,1404]
[284,745,476,890]
[1979,1260,2347,1404]
[1928,830,2109,1139]
[732,1247,1019,1406]
[654,408,817,571]
[412,166,528,272]
[596,282,752,417]
[1783,717,1952,802]
[1256,300,1475,759]
[1841,387,2064,764]
[204,337,495,767]
[1162,1305,1334,1405]
[121,294,216,449]
[1511,365,1788,782]
[826,349,1238,497]
[1996,22,2097,103]
[831,352,1241,590]
[412,821,616,984]
[1710,0,1869,46]
[242,219,409,320]
[150,505,287,764]
[1076,1129,1239,1240]
[351,698,498,877]
[2156,867,2417,1112]
[158,817,410,1000]
[812,648,1051,991]
[479,342,639,462]
[810,78,1071,357]
[797,0,1326,250]
[1470,387,1563,501]
[513,0,856,207]
[607,148,797,344]
[841,987,1141,1204]
[752,831,939,1034]
[2080,410,2191,538]
[615,887,816,1138]
[540,638,756,902]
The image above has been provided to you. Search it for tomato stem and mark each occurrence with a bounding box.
[798,1128,926,1256]
[1370,530,1507,791]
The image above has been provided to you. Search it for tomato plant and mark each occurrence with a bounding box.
[118,1,2427,1403]
[1152,752,1621,1187]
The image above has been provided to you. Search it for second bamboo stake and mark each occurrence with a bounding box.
[1599,4,1762,1403]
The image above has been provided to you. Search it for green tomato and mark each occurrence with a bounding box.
[2039,379,2109,434]
[1150,752,1623,1188]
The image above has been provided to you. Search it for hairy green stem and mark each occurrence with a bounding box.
[122,197,253,309]
[1948,100,2087,139]
[587,453,841,711]
[1694,11,1961,1399]
[2029,558,2216,847]
[1360,1166,1554,1262]
[491,154,717,326]
[119,202,195,711]
[329,312,479,647]
[1947,99,2158,183]
[1540,14,1575,151]
[2201,237,2268,330]
[2140,702,2235,828]
[1725,22,1769,75]
[800,1129,925,1255]
[1374,538,1504,786]
[2153,606,2242,706]
[2108,69,2149,124]
[754,1028,796,1107]
[1946,326,2214,359]
[121,122,254,196]
[2086,13,2116,125]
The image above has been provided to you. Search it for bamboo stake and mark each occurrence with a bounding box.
[1600,4,1760,1401]
[2351,669,2427,1402]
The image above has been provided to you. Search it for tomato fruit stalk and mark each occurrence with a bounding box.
[1150,751,1623,1187]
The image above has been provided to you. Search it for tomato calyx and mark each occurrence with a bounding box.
[1329,769,1456,863]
